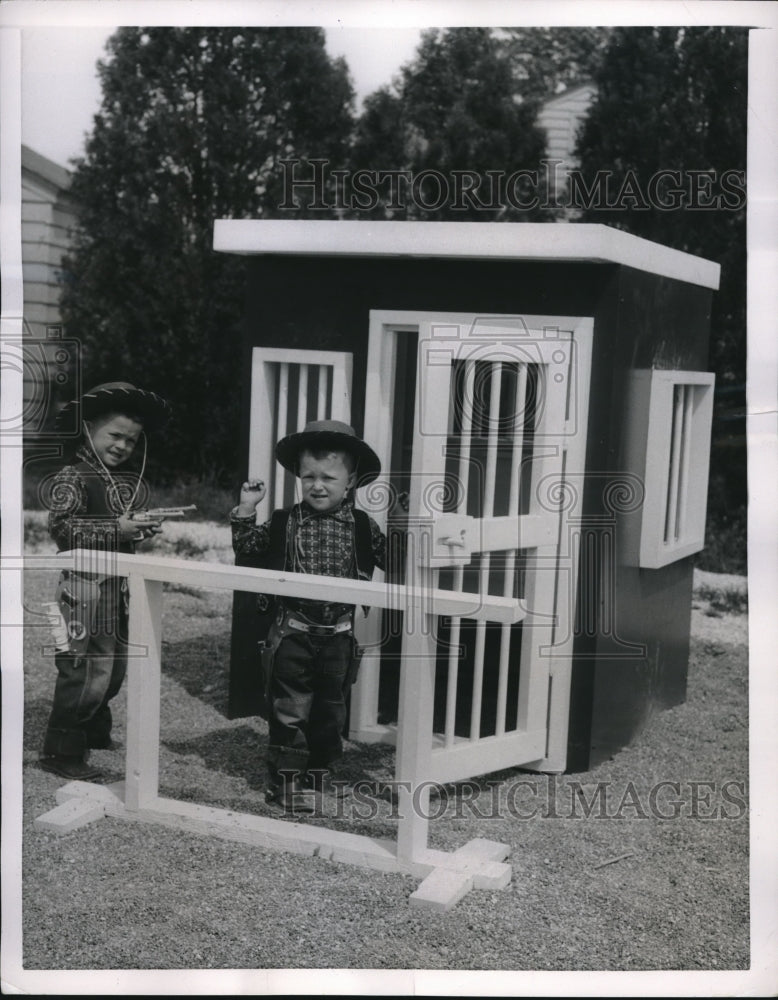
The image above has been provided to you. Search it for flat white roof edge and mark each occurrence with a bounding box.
[213,220,721,290]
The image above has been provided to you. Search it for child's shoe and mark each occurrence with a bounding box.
[265,772,316,813]
[86,734,120,750]
[306,767,350,799]
[39,755,102,781]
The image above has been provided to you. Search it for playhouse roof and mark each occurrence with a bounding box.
[213,220,720,290]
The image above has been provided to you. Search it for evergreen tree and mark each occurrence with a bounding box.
[499,26,613,99]
[61,27,354,482]
[575,26,748,569]
[348,28,549,220]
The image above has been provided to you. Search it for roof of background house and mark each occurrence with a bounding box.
[21,144,71,193]
[537,79,597,112]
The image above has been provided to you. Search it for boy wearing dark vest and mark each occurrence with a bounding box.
[40,381,171,781]
[231,420,385,811]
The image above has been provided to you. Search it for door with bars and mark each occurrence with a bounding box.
[355,313,592,824]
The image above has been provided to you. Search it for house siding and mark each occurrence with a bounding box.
[21,146,77,338]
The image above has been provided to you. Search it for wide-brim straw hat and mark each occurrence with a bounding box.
[275,419,381,485]
[55,381,172,432]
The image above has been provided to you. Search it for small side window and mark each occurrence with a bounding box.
[626,369,715,568]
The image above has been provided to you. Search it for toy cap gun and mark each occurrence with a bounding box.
[129,505,198,523]
[129,505,197,540]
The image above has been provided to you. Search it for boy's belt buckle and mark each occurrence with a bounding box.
[286,616,351,636]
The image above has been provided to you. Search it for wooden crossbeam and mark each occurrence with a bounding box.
[28,547,517,908]
[36,781,512,909]
[35,550,522,624]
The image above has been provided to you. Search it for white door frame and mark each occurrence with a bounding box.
[353,311,593,791]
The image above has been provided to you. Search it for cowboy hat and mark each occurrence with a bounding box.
[55,381,172,433]
[275,420,381,485]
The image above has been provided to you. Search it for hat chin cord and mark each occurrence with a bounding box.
[82,421,147,515]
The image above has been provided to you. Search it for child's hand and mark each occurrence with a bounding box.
[236,479,266,516]
[118,513,162,542]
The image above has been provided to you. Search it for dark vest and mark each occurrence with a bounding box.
[69,461,138,554]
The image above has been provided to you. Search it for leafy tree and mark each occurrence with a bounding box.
[574,26,748,570]
[60,27,354,482]
[576,27,746,379]
[348,28,550,220]
[499,26,613,100]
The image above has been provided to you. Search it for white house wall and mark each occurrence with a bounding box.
[21,146,76,337]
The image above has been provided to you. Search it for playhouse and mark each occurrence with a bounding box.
[220,221,718,777]
[35,220,719,910]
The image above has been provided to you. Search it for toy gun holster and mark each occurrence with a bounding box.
[345,638,364,689]
[258,607,291,710]
[258,605,365,710]
[54,572,103,657]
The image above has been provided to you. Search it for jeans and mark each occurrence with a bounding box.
[266,631,353,780]
[42,577,128,758]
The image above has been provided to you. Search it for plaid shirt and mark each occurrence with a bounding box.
[231,500,386,578]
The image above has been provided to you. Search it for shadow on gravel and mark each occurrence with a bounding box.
[164,725,268,789]
[163,725,398,792]
[161,627,233,716]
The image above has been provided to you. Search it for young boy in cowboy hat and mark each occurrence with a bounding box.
[39,381,171,781]
[231,420,385,811]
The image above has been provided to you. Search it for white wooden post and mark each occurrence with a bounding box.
[125,575,163,812]
[274,363,290,509]
[331,356,353,421]
[469,361,503,740]
[248,349,277,522]
[351,317,399,737]
[395,528,436,864]
[444,359,474,747]
[514,346,570,736]
[496,362,527,736]
[528,322,593,772]
[394,322,450,863]
[316,365,328,420]
[297,363,309,429]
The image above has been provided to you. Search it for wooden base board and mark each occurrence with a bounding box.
[34,782,511,909]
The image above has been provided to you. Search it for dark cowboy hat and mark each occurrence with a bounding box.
[275,420,381,485]
[54,381,172,433]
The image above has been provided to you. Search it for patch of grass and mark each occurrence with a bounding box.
[169,535,209,559]
[695,584,748,616]
[163,582,205,598]
[24,512,49,548]
[147,479,237,522]
[696,506,747,576]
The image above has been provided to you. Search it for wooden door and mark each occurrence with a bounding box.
[355,312,592,856]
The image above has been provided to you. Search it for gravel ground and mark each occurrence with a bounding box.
[13,516,751,984]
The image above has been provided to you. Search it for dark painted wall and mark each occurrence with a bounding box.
[235,252,713,771]
[566,266,713,769]
[239,255,613,452]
